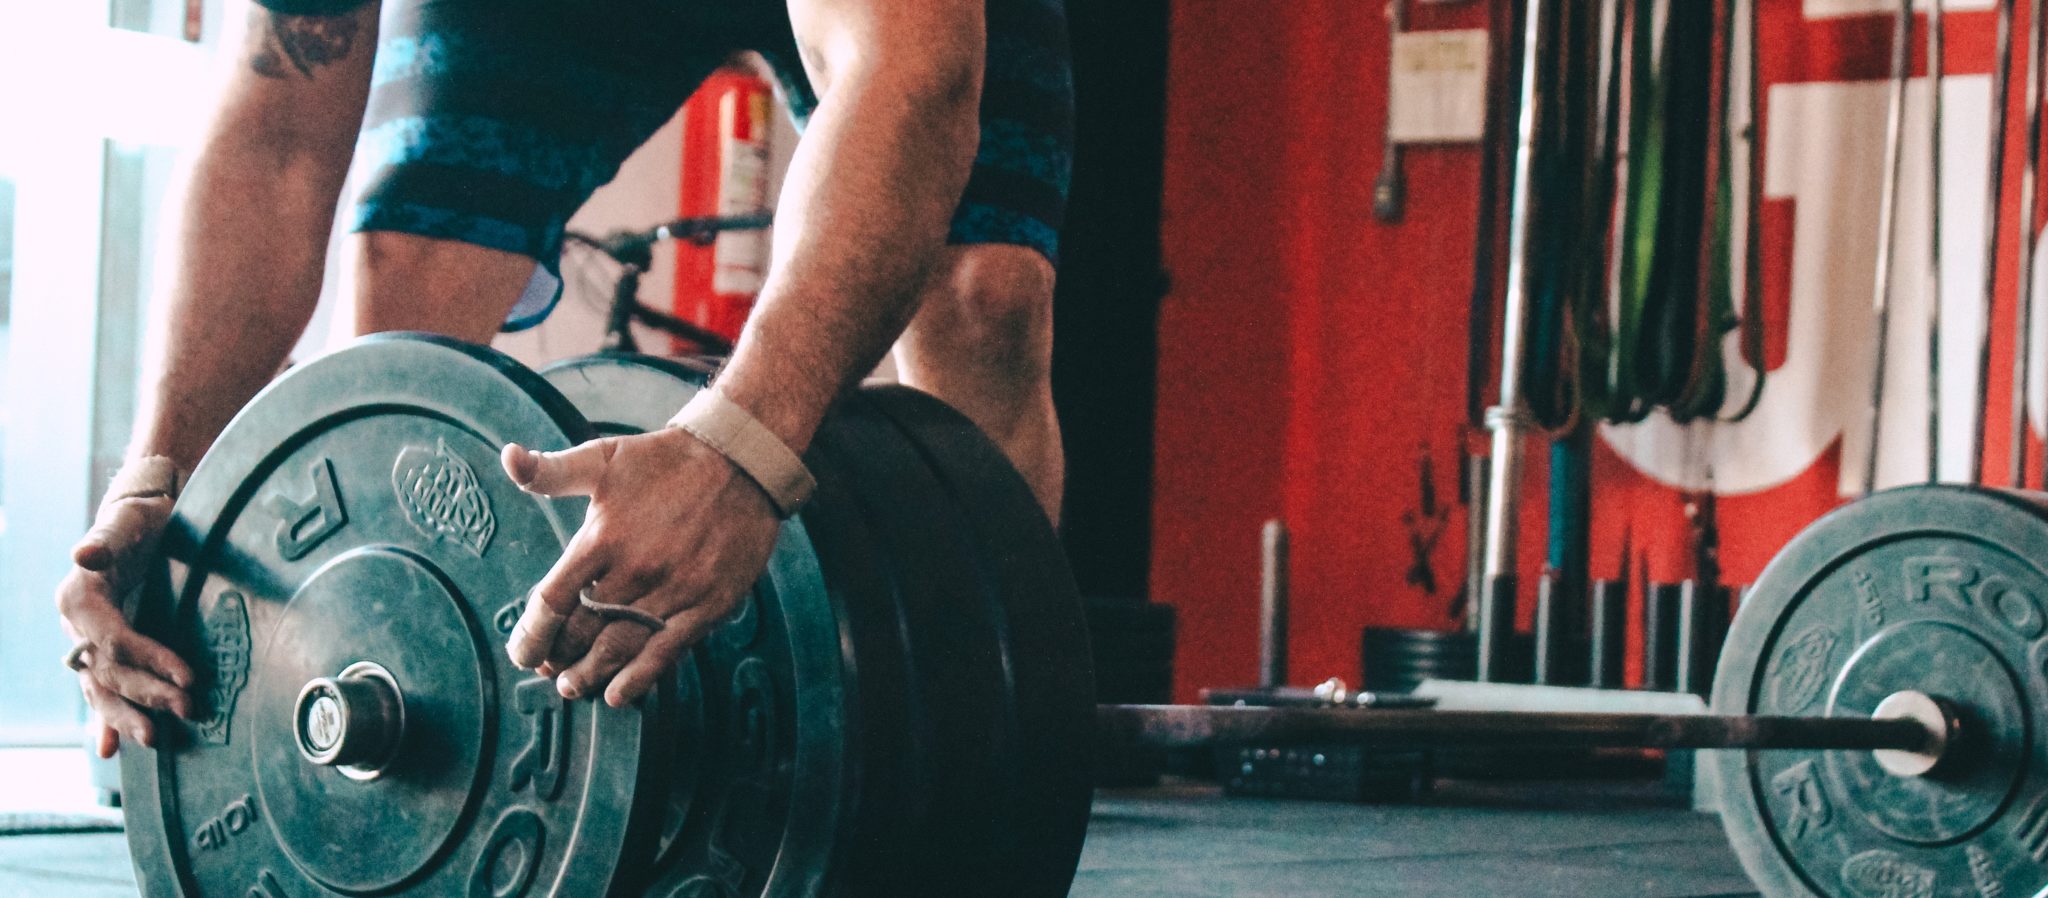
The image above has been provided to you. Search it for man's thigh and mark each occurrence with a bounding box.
[347,0,736,330]
[895,244,1056,385]
[948,0,1075,266]
[346,232,537,342]
[753,0,1075,266]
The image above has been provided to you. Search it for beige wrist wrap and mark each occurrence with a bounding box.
[667,389,817,518]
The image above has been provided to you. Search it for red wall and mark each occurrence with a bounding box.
[1152,2,1297,699]
[1155,1,2035,701]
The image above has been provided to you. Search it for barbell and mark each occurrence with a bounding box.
[120,334,2048,898]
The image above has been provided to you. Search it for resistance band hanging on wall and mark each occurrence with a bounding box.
[1723,0,1768,423]
[1514,0,1762,430]
[1518,0,1598,433]
[1469,0,1767,677]
[1618,0,1727,423]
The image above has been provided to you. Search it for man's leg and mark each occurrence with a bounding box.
[737,0,1070,526]
[893,244,1064,523]
[131,0,380,468]
[348,232,538,342]
[343,0,721,340]
[880,0,1073,523]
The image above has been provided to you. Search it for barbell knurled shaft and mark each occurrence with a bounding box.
[1095,705,1935,754]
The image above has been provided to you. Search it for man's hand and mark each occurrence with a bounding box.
[57,493,198,758]
[500,428,783,707]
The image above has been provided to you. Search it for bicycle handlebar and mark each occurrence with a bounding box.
[566,213,773,356]
[566,213,774,267]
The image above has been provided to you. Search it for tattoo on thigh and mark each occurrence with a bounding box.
[250,11,360,80]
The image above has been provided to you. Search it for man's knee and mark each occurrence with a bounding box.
[914,245,1056,383]
[349,231,538,342]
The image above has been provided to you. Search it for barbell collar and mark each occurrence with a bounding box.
[293,661,406,778]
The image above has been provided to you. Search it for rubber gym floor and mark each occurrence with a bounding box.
[0,775,1757,897]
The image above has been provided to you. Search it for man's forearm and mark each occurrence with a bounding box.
[713,63,982,452]
[130,2,374,471]
[132,142,342,470]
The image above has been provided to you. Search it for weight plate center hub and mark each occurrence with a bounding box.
[1714,485,2048,898]
[1824,625,2019,843]
[259,552,485,892]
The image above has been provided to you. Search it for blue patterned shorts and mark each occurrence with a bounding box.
[350,0,1074,279]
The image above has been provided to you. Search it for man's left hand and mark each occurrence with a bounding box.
[499,426,783,706]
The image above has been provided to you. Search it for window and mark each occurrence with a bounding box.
[0,177,14,516]
[91,143,177,510]
[111,0,205,41]
[0,0,221,745]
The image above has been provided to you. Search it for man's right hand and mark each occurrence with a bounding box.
[56,489,197,758]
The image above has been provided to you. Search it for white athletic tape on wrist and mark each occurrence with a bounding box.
[65,457,185,673]
[108,455,183,503]
[667,389,817,518]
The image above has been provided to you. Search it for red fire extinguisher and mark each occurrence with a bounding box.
[673,65,776,351]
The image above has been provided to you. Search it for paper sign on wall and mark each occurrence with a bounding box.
[1387,29,1489,144]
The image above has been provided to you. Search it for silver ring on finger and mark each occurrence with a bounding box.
[577,587,666,633]
[63,641,93,672]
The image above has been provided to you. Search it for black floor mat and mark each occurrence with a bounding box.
[0,813,121,837]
